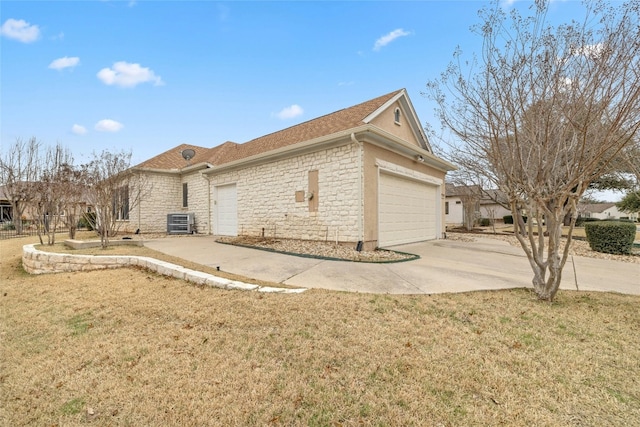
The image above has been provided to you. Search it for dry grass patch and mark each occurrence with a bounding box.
[2,236,639,426]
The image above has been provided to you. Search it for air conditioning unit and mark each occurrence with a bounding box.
[167,213,195,234]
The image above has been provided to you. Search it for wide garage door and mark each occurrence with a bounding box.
[378,172,437,247]
[216,183,237,236]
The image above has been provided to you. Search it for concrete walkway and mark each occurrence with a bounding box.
[144,236,640,295]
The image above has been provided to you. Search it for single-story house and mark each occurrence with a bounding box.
[578,202,638,221]
[0,184,92,226]
[479,189,511,221]
[445,184,510,226]
[0,186,13,222]
[445,183,478,226]
[129,89,456,249]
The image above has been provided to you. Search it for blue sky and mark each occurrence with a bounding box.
[5,0,621,199]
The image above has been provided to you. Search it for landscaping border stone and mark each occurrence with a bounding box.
[21,244,306,294]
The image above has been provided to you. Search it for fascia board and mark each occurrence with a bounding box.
[400,93,433,152]
[133,162,212,175]
[361,127,457,172]
[362,90,406,123]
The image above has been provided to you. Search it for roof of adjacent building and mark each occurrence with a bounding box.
[445,184,509,205]
[579,203,617,213]
[136,89,405,170]
[445,183,482,197]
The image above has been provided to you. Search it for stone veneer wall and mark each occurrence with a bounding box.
[128,172,182,233]
[181,171,210,234]
[210,142,361,242]
[128,170,211,234]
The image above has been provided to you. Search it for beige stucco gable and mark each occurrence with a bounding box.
[363,90,432,153]
[368,100,424,149]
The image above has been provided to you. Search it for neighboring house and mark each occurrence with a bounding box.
[445,184,510,226]
[0,184,92,225]
[0,188,13,222]
[578,203,639,221]
[479,189,511,222]
[129,89,456,249]
[444,183,474,226]
[0,185,36,223]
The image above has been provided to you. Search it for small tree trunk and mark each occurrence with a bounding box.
[512,206,570,302]
[68,216,77,240]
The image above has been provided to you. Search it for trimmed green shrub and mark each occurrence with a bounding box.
[576,217,600,227]
[503,215,527,225]
[585,221,636,254]
[78,212,96,231]
[479,218,491,227]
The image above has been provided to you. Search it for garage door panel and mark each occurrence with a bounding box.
[379,173,436,247]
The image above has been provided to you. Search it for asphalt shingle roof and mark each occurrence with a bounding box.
[135,90,403,170]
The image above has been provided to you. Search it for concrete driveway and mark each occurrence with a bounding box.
[143,236,640,295]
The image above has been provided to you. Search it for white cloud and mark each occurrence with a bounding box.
[573,43,604,59]
[274,104,304,120]
[97,61,164,88]
[95,119,124,132]
[373,28,411,51]
[1,18,40,43]
[49,56,80,71]
[71,124,87,135]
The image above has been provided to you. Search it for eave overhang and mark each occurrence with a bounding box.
[132,162,213,175]
[202,124,456,175]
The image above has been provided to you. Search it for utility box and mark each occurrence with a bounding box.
[167,213,195,234]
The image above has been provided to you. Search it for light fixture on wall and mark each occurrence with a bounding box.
[415,154,425,162]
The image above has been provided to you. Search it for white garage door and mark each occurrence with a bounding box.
[216,183,237,236]
[379,172,437,247]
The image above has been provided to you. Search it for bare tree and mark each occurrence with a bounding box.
[32,144,84,244]
[59,164,89,240]
[32,145,70,244]
[82,150,146,248]
[426,0,640,301]
[0,138,42,234]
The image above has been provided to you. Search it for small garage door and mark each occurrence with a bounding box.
[216,183,237,236]
[378,172,437,247]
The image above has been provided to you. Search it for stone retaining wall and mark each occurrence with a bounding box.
[21,244,305,294]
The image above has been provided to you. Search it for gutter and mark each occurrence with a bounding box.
[201,125,456,176]
[202,126,372,175]
[133,162,214,175]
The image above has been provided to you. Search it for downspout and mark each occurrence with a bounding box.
[200,171,212,235]
[137,171,142,231]
[350,133,364,243]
